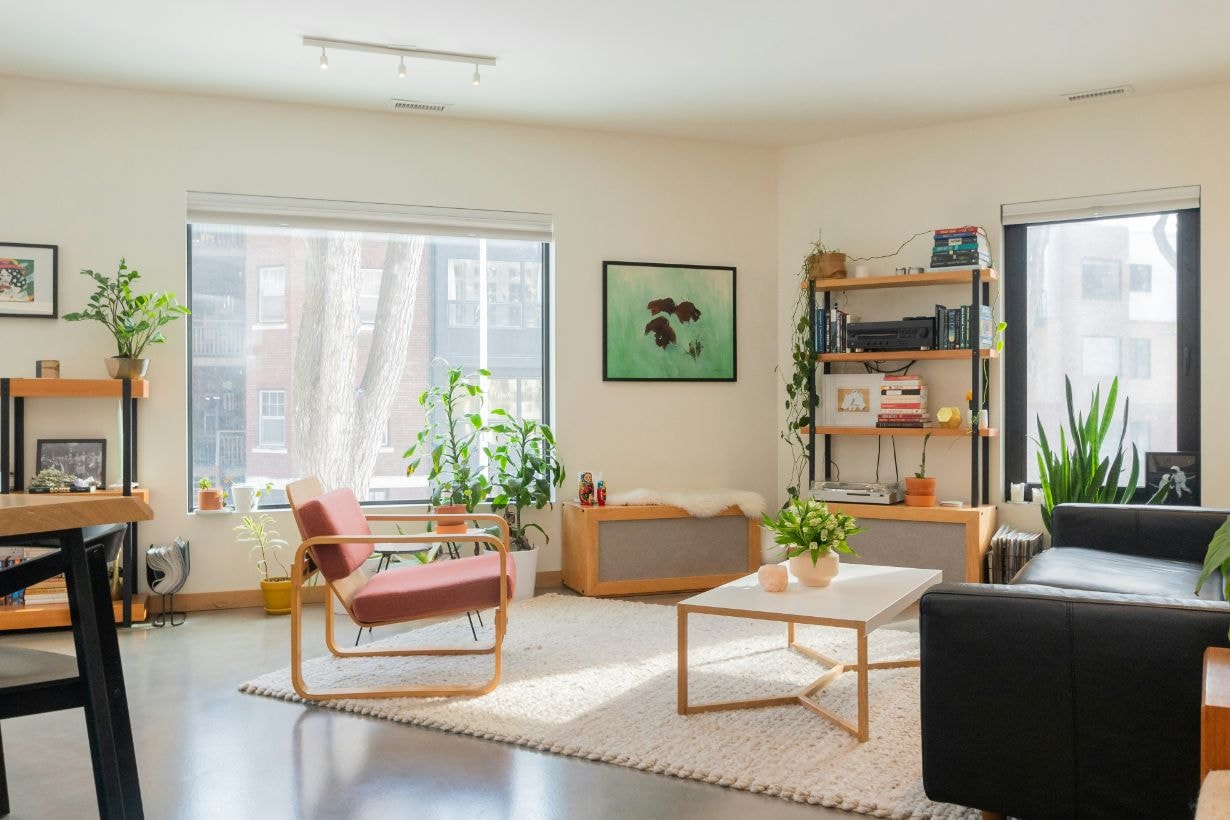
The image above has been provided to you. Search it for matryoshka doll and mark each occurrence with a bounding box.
[596,473,607,506]
[578,471,595,505]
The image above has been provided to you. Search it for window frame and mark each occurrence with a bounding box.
[1002,207,1200,498]
[257,265,287,325]
[257,389,287,449]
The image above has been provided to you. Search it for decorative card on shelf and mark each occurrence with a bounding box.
[602,261,736,381]
[0,243,58,318]
[1145,451,1200,505]
[822,374,883,428]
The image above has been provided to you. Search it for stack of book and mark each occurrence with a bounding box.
[934,303,994,349]
[2,547,67,606]
[813,307,858,353]
[985,525,1044,583]
[930,226,990,270]
[877,375,932,428]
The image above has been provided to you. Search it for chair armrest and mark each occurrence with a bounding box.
[920,582,1230,818]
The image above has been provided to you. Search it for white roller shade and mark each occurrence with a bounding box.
[1002,185,1200,226]
[186,191,553,242]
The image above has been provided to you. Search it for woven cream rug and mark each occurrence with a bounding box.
[241,594,973,819]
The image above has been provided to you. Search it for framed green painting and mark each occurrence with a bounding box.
[602,261,736,381]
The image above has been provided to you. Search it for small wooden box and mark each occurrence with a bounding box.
[561,502,758,596]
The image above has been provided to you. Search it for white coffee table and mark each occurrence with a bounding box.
[676,562,941,741]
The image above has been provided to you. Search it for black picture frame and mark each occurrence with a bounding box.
[602,260,737,382]
[36,438,107,486]
[1145,450,1200,505]
[0,242,58,318]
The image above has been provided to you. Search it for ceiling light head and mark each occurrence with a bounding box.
[398,57,406,78]
[319,47,329,70]
[472,65,481,86]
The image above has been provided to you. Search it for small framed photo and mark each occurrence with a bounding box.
[1145,451,1199,505]
[36,439,106,486]
[822,374,883,428]
[0,243,58,318]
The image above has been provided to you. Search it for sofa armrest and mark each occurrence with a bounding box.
[1052,503,1230,563]
[920,582,1230,819]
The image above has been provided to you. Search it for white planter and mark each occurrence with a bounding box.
[788,551,840,587]
[761,526,789,565]
[232,484,258,514]
[510,547,538,601]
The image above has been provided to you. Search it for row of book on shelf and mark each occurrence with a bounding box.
[934,303,995,350]
[985,525,1044,583]
[1,547,67,606]
[931,225,990,270]
[878,374,930,429]
[814,307,857,354]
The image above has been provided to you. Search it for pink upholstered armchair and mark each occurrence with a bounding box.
[285,476,515,701]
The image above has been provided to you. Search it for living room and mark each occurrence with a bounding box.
[0,2,1227,818]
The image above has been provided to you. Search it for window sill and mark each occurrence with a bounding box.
[253,446,288,454]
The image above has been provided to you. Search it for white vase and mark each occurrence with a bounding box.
[788,551,840,587]
[760,526,789,565]
[510,546,538,601]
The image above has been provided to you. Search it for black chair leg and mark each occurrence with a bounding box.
[0,721,9,816]
[64,531,143,819]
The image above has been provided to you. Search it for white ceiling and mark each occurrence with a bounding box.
[4,1,1230,146]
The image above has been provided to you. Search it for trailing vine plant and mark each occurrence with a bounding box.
[778,234,820,504]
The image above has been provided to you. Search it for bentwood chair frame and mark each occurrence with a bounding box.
[285,479,512,701]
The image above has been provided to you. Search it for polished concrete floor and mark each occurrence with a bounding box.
[0,592,860,820]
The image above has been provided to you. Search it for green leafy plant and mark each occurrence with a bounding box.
[63,259,190,359]
[234,513,289,580]
[915,433,933,479]
[1196,518,1230,634]
[30,468,76,490]
[403,361,491,511]
[486,412,566,551]
[778,269,815,505]
[1034,376,1168,533]
[762,497,861,565]
[197,477,213,490]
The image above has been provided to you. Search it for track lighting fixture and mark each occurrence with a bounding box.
[302,37,496,85]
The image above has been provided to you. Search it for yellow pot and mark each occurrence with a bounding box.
[260,577,292,615]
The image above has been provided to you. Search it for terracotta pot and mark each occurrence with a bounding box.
[197,488,224,510]
[105,357,150,379]
[788,551,840,587]
[434,503,468,534]
[806,252,848,280]
[260,577,292,615]
[904,476,937,507]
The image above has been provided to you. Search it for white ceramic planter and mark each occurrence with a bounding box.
[788,551,840,587]
[232,484,258,514]
[510,546,538,601]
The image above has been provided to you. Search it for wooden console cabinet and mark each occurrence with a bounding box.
[561,502,758,596]
[824,502,996,582]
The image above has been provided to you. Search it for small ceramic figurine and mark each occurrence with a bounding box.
[596,474,607,506]
[758,564,788,592]
[578,471,595,506]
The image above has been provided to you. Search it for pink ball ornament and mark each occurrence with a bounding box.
[758,564,788,592]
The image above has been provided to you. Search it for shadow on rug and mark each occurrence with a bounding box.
[240,594,973,819]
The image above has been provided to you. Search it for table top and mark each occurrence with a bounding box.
[678,562,942,631]
[0,493,153,538]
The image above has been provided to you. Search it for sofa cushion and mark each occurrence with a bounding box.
[296,488,374,582]
[350,552,515,625]
[1013,546,1223,602]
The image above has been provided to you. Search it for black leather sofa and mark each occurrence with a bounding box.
[919,503,1230,819]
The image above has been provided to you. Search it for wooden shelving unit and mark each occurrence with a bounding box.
[1,377,149,627]
[807,268,995,506]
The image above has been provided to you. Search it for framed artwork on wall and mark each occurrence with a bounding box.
[602,261,736,381]
[1145,451,1200,505]
[36,438,107,486]
[822,374,883,428]
[0,242,58,318]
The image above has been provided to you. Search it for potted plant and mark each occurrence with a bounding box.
[487,412,566,601]
[1035,376,1169,533]
[234,513,291,615]
[63,259,191,379]
[196,477,224,511]
[905,433,937,507]
[404,361,492,534]
[804,230,847,280]
[761,497,861,587]
[232,481,274,514]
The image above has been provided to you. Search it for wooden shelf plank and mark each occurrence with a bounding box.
[801,269,997,292]
[819,348,998,363]
[804,426,997,438]
[10,488,149,501]
[0,593,147,631]
[7,378,150,399]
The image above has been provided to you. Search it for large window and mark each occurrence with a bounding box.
[1003,199,1200,493]
[187,199,551,508]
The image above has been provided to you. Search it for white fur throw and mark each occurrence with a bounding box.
[604,488,766,519]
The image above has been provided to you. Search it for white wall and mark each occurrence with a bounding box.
[778,82,1230,529]
[0,77,779,593]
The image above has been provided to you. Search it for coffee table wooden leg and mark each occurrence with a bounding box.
[856,627,869,742]
[677,606,688,714]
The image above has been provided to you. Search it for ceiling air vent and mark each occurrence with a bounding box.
[1062,85,1133,104]
[389,99,452,113]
